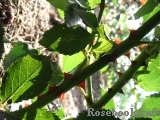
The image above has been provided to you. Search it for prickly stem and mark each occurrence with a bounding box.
[18,10,160,112]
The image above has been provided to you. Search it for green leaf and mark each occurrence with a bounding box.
[134,0,159,19]
[69,0,91,9]
[92,38,113,59]
[100,66,109,74]
[131,93,160,118]
[74,8,99,28]
[3,43,38,70]
[154,26,160,38]
[54,108,65,119]
[136,53,160,91]
[5,108,60,120]
[48,62,64,86]
[63,52,85,72]
[57,9,65,19]
[0,55,52,104]
[74,109,120,120]
[88,0,101,9]
[65,4,98,28]
[142,4,160,23]
[0,21,4,59]
[39,23,94,55]
[93,25,112,59]
[132,118,152,120]
[65,4,83,27]
[47,0,69,10]
[96,24,111,42]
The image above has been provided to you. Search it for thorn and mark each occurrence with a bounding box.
[122,80,127,85]
[109,55,117,63]
[117,72,123,77]
[48,85,57,93]
[71,76,77,81]
[100,105,104,108]
[59,93,65,100]
[139,0,147,6]
[24,102,30,108]
[141,61,147,67]
[63,72,72,80]
[114,38,122,44]
[131,61,137,67]
[125,51,130,58]
[108,88,113,92]
[129,29,136,37]
[77,81,86,91]
[37,93,44,99]
[139,44,147,50]
[7,99,12,104]
[119,89,125,95]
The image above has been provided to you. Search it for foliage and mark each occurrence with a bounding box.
[0,0,160,120]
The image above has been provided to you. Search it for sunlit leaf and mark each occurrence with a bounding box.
[39,23,94,55]
[88,0,101,8]
[54,108,65,119]
[131,93,160,119]
[136,53,160,91]
[47,0,69,10]
[0,55,52,104]
[3,43,38,70]
[63,52,85,72]
[92,38,113,59]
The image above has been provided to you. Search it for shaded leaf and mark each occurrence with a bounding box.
[3,43,38,70]
[74,8,99,28]
[47,0,69,10]
[131,93,160,119]
[65,4,84,27]
[0,55,52,104]
[63,52,85,72]
[134,0,159,19]
[154,26,160,38]
[136,53,160,91]
[48,62,64,86]
[39,23,94,55]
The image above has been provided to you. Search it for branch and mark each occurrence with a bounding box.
[18,10,160,112]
